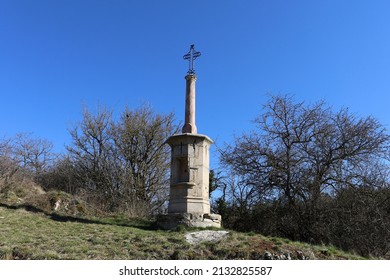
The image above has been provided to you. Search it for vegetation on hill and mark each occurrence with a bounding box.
[0,173,368,260]
[1,96,389,259]
[216,95,390,259]
[0,201,365,260]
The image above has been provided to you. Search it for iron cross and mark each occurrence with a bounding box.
[183,44,201,74]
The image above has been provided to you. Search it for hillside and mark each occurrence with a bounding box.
[0,203,366,260]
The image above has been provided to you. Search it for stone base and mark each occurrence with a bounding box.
[157,212,222,230]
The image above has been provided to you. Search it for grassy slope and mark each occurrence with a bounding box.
[0,205,366,260]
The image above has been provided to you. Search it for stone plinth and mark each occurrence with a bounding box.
[157,133,221,229]
[157,213,222,230]
[166,133,212,214]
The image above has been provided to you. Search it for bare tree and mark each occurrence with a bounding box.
[221,95,389,205]
[66,104,177,216]
[1,134,55,190]
[111,105,176,214]
[1,134,55,197]
[66,106,117,209]
[12,133,55,176]
[219,95,390,252]
[0,137,18,190]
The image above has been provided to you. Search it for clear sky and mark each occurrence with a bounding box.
[1,0,390,168]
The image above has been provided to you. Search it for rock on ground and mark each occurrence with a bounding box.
[185,230,230,245]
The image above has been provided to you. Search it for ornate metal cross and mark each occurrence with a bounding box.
[183,44,201,74]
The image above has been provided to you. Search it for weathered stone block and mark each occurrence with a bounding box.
[165,133,213,214]
[157,213,221,230]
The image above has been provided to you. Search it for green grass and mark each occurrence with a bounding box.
[0,204,368,260]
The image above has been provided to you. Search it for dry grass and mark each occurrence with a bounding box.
[0,204,366,260]
[0,178,367,260]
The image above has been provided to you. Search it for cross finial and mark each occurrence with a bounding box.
[183,44,201,75]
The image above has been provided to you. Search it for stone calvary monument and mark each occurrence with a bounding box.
[157,45,222,229]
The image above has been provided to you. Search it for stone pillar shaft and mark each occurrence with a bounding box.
[182,74,197,134]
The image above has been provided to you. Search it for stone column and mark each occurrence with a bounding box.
[159,133,221,229]
[182,74,197,134]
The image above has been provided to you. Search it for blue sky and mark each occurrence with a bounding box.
[1,0,390,168]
